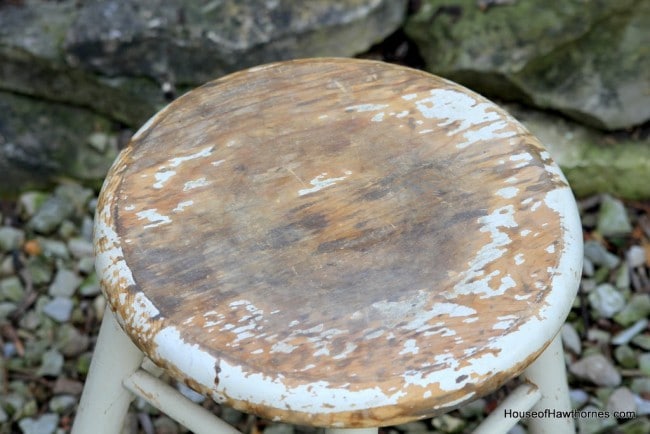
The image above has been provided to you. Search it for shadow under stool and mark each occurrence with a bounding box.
[72,58,583,434]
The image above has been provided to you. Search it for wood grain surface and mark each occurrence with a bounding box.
[94,58,583,427]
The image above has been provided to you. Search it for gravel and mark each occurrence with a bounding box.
[0,188,648,434]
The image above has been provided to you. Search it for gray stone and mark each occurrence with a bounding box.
[49,268,82,297]
[612,319,648,345]
[631,334,650,350]
[0,255,14,276]
[54,183,95,214]
[79,273,101,297]
[0,302,17,320]
[37,349,64,377]
[0,276,24,302]
[614,294,650,326]
[636,395,650,416]
[597,195,633,237]
[77,256,96,275]
[406,0,650,130]
[0,226,25,252]
[39,238,70,260]
[631,378,650,395]
[627,245,647,268]
[619,418,650,433]
[56,324,89,357]
[0,405,7,424]
[607,387,638,415]
[588,283,626,318]
[614,345,637,369]
[87,132,115,153]
[264,424,294,434]
[639,353,650,377]
[570,354,621,387]
[587,328,611,345]
[569,389,590,409]
[583,240,620,270]
[57,220,77,240]
[576,405,617,434]
[64,0,406,87]
[42,297,74,322]
[432,414,465,432]
[25,256,53,285]
[615,264,631,290]
[28,196,75,234]
[48,395,77,414]
[67,237,94,258]
[582,257,595,277]
[18,191,49,218]
[18,413,59,434]
[561,323,582,355]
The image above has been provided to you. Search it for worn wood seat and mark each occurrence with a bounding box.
[88,58,582,430]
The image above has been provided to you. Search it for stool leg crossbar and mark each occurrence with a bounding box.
[72,309,575,434]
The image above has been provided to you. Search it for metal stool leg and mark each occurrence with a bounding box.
[72,308,145,434]
[522,333,575,434]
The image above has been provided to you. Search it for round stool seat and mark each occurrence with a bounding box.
[95,58,582,427]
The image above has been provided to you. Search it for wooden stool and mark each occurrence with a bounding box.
[73,58,583,434]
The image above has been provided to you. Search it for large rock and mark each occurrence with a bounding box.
[0,0,406,195]
[506,103,650,200]
[406,0,650,130]
[0,92,119,197]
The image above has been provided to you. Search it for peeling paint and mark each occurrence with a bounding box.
[298,172,351,196]
[135,209,172,228]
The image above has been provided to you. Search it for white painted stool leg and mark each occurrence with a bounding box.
[72,308,145,434]
[522,333,575,434]
[326,428,379,434]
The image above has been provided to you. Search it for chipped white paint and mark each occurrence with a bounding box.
[506,177,518,184]
[183,177,211,191]
[451,205,517,298]
[544,164,564,178]
[270,342,298,354]
[493,315,518,330]
[371,112,385,122]
[298,171,351,196]
[546,244,556,254]
[345,103,388,112]
[521,229,532,237]
[395,110,409,118]
[332,342,358,360]
[411,89,515,149]
[211,159,225,167]
[135,209,172,228]
[153,170,176,189]
[213,358,406,413]
[496,187,519,199]
[514,253,525,265]
[318,114,328,120]
[510,152,533,168]
[399,339,419,355]
[173,200,194,212]
[402,93,417,101]
[169,146,213,167]
[364,329,385,340]
[419,129,433,134]
[124,204,135,211]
